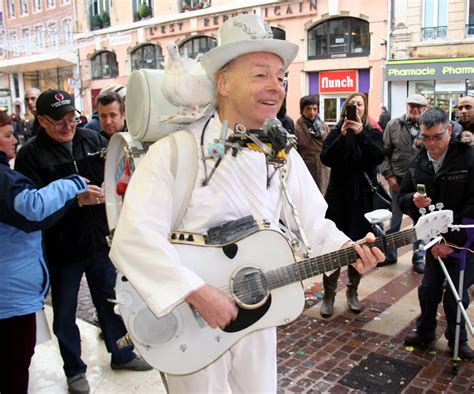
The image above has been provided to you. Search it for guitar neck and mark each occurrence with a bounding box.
[266,227,417,289]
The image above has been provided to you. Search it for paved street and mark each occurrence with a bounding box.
[35,240,474,393]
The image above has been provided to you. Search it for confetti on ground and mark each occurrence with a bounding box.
[405,346,414,352]
[384,343,395,350]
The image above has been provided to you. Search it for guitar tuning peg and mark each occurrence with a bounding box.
[428,204,435,212]
[436,203,444,210]
[419,207,426,215]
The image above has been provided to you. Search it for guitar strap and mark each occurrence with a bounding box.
[278,159,313,258]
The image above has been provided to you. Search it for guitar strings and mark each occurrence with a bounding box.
[213,229,418,303]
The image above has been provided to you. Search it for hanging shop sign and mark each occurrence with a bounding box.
[319,70,358,93]
[386,58,474,81]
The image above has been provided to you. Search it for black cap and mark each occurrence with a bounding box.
[36,89,76,120]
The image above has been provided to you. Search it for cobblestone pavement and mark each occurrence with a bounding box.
[46,246,474,393]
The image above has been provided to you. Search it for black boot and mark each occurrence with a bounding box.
[320,269,339,318]
[347,265,362,313]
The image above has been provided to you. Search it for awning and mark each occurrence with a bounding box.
[0,51,77,73]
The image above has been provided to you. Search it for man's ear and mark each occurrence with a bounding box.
[37,115,48,128]
[216,72,230,97]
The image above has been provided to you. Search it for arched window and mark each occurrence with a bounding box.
[91,51,118,80]
[179,36,217,60]
[131,44,164,71]
[308,17,370,59]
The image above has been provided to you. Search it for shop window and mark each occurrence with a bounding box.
[133,0,153,22]
[308,18,370,59]
[91,51,118,80]
[179,36,217,60]
[422,0,448,40]
[131,44,164,71]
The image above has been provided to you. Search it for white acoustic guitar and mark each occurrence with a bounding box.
[114,210,452,375]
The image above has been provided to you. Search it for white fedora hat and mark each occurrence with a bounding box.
[201,14,298,74]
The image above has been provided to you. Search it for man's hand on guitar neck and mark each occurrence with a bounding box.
[185,284,238,329]
[351,232,385,274]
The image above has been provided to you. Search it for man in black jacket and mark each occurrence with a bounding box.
[398,107,474,360]
[14,90,151,393]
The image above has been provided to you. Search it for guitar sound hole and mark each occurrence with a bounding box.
[231,267,268,307]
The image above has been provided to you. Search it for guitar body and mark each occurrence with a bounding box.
[115,228,305,375]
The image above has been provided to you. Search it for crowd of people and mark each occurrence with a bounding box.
[1,13,473,393]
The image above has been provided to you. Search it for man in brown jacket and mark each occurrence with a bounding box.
[294,95,330,195]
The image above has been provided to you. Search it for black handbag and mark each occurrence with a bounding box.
[363,171,392,210]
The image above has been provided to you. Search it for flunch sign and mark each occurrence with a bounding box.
[319,70,358,93]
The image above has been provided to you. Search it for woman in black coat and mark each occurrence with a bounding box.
[319,92,384,318]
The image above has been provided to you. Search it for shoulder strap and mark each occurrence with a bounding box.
[169,130,199,229]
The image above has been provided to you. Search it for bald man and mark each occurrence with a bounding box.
[24,87,41,139]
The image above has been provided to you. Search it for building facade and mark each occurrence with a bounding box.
[387,0,474,119]
[75,0,388,124]
[0,0,389,124]
[0,0,78,116]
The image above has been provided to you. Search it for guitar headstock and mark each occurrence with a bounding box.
[414,209,453,242]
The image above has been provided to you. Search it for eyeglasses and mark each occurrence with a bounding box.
[420,126,448,142]
[44,115,78,129]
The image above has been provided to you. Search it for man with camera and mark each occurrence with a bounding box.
[398,107,474,360]
[381,94,428,273]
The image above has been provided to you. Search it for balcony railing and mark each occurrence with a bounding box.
[421,26,447,40]
[467,24,474,36]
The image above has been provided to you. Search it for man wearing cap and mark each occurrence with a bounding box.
[14,89,151,393]
[110,14,384,392]
[96,90,127,140]
[380,94,428,273]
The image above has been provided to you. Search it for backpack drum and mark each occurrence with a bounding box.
[104,132,148,232]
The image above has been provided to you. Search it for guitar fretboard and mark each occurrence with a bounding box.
[265,228,417,290]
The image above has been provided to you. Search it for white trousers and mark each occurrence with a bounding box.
[166,327,277,394]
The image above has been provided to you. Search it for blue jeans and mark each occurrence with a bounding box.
[416,251,474,345]
[386,189,425,261]
[49,252,135,377]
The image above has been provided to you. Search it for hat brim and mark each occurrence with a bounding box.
[49,105,77,121]
[201,40,299,74]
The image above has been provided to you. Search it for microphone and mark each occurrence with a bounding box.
[262,117,288,153]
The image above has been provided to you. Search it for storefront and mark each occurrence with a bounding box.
[386,58,474,119]
[308,69,371,125]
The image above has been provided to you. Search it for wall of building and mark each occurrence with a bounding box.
[76,0,388,124]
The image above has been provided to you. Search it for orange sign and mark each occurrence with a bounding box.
[319,70,358,93]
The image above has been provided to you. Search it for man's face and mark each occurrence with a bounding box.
[458,96,474,126]
[38,111,76,143]
[98,100,125,137]
[0,124,17,160]
[420,122,451,160]
[25,90,39,114]
[216,52,286,129]
[302,104,319,121]
[406,103,427,122]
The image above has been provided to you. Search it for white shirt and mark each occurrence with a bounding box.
[109,115,349,318]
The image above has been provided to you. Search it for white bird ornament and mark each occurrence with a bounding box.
[161,43,215,122]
